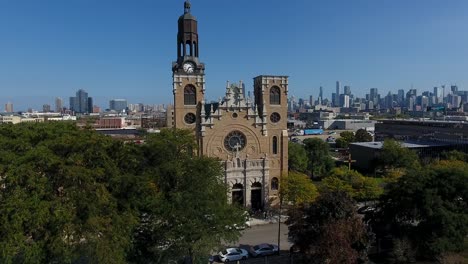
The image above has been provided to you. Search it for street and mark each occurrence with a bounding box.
[212,223,293,263]
[238,223,291,250]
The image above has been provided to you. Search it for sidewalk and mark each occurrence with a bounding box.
[248,215,289,226]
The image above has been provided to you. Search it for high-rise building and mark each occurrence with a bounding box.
[5,102,13,112]
[340,94,350,108]
[451,85,458,94]
[69,89,93,113]
[433,87,443,104]
[87,97,93,113]
[335,81,341,106]
[384,92,393,109]
[370,88,378,105]
[55,97,63,113]
[43,104,51,112]
[397,89,405,105]
[309,96,314,107]
[110,99,128,112]
[344,85,351,96]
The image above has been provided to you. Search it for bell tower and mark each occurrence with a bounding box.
[172,0,205,130]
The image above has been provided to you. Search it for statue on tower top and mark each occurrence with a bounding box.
[184,0,191,13]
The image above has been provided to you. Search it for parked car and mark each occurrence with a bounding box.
[250,243,279,257]
[218,248,249,262]
[328,131,336,135]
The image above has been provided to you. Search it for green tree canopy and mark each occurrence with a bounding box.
[340,131,355,143]
[288,142,308,173]
[376,139,419,175]
[287,191,372,264]
[128,129,246,264]
[280,171,318,206]
[0,124,245,264]
[303,138,335,178]
[321,166,383,201]
[354,129,373,142]
[371,160,468,260]
[0,122,135,264]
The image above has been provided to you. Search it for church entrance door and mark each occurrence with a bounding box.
[232,183,244,206]
[250,182,263,211]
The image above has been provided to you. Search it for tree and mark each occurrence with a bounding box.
[287,191,372,264]
[335,137,349,148]
[0,123,135,264]
[340,131,355,144]
[321,166,383,201]
[376,139,419,175]
[303,138,335,178]
[280,171,318,206]
[288,142,308,173]
[0,124,245,264]
[354,129,373,142]
[129,129,245,264]
[371,160,468,260]
[441,150,468,162]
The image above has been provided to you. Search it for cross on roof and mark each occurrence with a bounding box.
[346,154,356,170]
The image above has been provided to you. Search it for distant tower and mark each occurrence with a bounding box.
[5,102,13,112]
[370,88,378,105]
[55,97,63,113]
[110,99,128,112]
[451,85,458,94]
[70,89,92,114]
[344,85,351,96]
[335,81,341,106]
[43,104,51,112]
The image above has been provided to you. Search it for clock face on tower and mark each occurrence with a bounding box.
[183,62,195,73]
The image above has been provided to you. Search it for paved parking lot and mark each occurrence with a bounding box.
[212,223,291,263]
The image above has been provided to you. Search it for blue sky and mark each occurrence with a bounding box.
[0,0,467,111]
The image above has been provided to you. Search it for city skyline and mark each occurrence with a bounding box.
[1,0,468,111]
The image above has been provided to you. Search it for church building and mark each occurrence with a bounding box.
[170,1,288,210]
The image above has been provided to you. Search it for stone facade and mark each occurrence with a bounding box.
[171,1,288,209]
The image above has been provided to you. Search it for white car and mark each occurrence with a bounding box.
[218,248,249,262]
[250,243,279,257]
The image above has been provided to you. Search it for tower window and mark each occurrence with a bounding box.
[272,136,278,154]
[270,86,281,105]
[184,85,197,105]
[271,177,279,191]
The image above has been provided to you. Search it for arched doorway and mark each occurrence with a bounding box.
[250,182,263,211]
[232,183,244,206]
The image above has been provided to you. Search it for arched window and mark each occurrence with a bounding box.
[184,85,196,105]
[271,177,279,190]
[270,86,281,105]
[272,136,278,154]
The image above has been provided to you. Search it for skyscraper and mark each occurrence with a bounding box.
[43,104,51,112]
[370,88,378,105]
[344,85,351,96]
[397,89,405,105]
[451,85,458,94]
[5,102,13,112]
[335,81,341,106]
[433,87,443,103]
[69,89,93,113]
[110,99,128,112]
[55,97,63,113]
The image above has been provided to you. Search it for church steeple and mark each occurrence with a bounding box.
[173,0,204,74]
[184,0,191,14]
[177,0,199,59]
